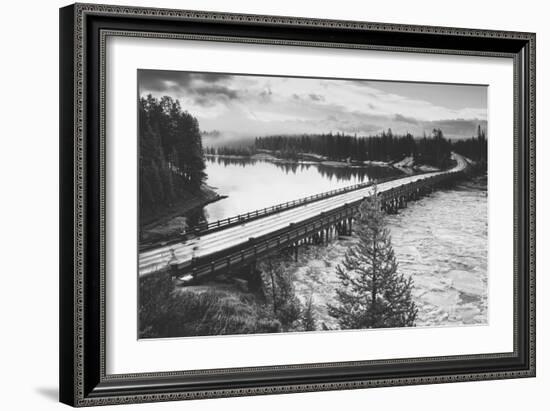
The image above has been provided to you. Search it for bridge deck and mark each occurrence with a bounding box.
[139,154,467,277]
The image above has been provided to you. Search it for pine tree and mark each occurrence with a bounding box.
[328,189,418,329]
[259,258,302,331]
[301,295,317,331]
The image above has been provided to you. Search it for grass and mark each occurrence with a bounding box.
[139,271,281,338]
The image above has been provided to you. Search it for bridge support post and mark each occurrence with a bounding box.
[337,221,345,236]
[387,198,396,214]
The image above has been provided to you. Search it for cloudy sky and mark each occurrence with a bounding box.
[139,70,487,142]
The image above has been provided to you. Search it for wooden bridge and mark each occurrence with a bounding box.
[139,153,468,281]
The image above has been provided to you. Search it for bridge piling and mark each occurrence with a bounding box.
[140,155,468,281]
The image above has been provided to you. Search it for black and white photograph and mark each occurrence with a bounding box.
[51,1,537,407]
[137,70,488,339]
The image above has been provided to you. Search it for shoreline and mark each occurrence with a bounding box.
[205,152,399,169]
[140,152,466,247]
[141,153,454,245]
[140,185,226,245]
[205,151,449,174]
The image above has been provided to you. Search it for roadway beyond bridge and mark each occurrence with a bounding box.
[139,153,469,280]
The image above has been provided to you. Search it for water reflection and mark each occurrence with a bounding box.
[208,156,399,182]
[210,156,260,167]
[200,156,402,223]
[316,164,396,182]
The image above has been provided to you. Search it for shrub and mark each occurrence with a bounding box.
[139,271,281,338]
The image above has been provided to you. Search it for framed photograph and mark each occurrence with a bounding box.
[59,3,535,407]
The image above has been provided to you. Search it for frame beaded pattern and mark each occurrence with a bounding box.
[70,3,536,406]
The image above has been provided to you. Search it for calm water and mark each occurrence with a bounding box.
[201,157,401,222]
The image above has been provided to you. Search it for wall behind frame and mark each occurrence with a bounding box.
[0,0,545,410]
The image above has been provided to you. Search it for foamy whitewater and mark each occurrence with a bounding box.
[291,178,488,329]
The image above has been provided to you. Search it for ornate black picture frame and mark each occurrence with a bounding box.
[59,3,535,407]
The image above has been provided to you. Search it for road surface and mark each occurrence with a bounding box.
[139,153,468,277]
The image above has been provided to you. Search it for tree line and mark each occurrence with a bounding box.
[255,130,417,163]
[139,95,206,218]
[207,127,487,169]
[451,125,487,165]
[204,145,255,157]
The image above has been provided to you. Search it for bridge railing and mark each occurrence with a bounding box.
[140,177,379,252]
[185,179,377,236]
[140,163,464,253]
[139,165,465,277]
[184,169,464,279]
[187,199,360,280]
[193,166,467,237]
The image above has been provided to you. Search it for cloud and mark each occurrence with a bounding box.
[259,87,273,101]
[290,93,325,102]
[336,121,381,134]
[139,70,233,96]
[139,70,192,93]
[393,113,418,124]
[193,85,239,99]
[308,93,325,102]
[139,70,487,141]
[139,70,242,109]
[196,73,232,83]
[423,118,488,139]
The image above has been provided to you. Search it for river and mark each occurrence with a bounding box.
[201,157,401,222]
[288,178,488,329]
[384,178,487,326]
[197,157,487,328]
